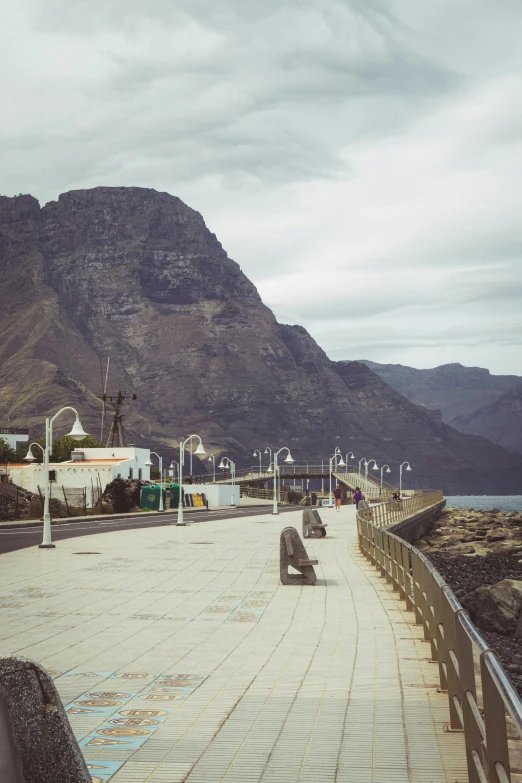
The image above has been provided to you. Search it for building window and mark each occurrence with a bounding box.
[129,468,133,479]
[138,468,142,481]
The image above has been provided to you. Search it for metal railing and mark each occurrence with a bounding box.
[357,495,522,783]
[240,486,276,500]
[357,490,444,526]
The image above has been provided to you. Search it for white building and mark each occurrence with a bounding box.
[7,447,151,507]
[0,427,29,450]
[183,483,240,507]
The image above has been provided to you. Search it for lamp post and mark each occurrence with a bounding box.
[265,447,274,496]
[219,457,236,506]
[272,447,294,515]
[358,457,368,475]
[329,451,346,507]
[379,464,391,490]
[38,407,88,549]
[169,460,179,483]
[176,435,206,525]
[345,452,355,470]
[253,449,262,475]
[145,452,164,512]
[23,442,45,462]
[207,454,216,482]
[365,458,379,484]
[399,461,412,497]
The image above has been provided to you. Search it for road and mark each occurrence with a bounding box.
[0,505,298,555]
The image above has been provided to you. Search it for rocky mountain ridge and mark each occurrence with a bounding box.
[2,186,522,493]
[360,360,522,454]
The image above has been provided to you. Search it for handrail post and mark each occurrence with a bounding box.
[455,612,485,783]
[481,652,511,783]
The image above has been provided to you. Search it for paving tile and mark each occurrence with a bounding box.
[0,505,466,782]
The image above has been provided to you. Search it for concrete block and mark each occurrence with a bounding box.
[302,508,327,538]
[280,527,317,585]
[0,656,91,783]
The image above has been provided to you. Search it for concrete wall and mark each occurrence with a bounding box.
[10,464,116,502]
[8,448,151,504]
[387,499,446,544]
[186,483,240,506]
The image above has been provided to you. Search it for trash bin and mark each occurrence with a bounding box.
[311,492,317,506]
[166,484,182,508]
[140,485,162,511]
[141,484,183,510]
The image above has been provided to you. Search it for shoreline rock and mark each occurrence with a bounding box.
[414,506,522,698]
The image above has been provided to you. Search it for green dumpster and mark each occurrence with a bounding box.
[140,485,163,511]
[140,484,183,510]
[164,483,182,508]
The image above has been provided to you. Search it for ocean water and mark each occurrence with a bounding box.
[445,496,522,513]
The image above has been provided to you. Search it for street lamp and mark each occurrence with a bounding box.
[329,451,346,507]
[379,464,391,490]
[39,407,88,549]
[219,457,236,506]
[207,454,216,483]
[365,458,379,484]
[265,447,274,496]
[169,460,179,483]
[23,442,44,462]
[145,452,164,512]
[177,435,206,525]
[358,457,368,474]
[319,457,325,494]
[272,447,294,515]
[399,461,412,497]
[253,449,262,475]
[345,452,355,469]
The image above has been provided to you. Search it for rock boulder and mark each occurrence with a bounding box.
[462,579,522,636]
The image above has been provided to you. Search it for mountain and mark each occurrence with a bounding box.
[1,186,522,493]
[451,383,522,455]
[360,360,522,454]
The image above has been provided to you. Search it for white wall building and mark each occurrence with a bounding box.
[183,483,240,507]
[0,428,29,450]
[8,447,151,507]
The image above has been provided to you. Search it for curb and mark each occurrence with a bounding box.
[0,509,200,531]
[0,503,283,531]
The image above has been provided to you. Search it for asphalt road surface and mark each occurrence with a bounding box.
[0,506,298,555]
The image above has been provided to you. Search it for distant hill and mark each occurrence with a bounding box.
[452,383,522,455]
[2,186,522,492]
[359,361,522,454]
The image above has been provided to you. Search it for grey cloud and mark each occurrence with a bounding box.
[1,0,522,374]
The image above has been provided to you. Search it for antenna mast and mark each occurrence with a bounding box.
[99,355,110,443]
[105,390,137,447]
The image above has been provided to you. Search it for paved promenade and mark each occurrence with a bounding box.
[0,506,467,783]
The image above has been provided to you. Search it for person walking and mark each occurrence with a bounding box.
[333,484,342,512]
[353,487,363,510]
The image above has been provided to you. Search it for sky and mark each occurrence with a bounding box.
[1,0,521,375]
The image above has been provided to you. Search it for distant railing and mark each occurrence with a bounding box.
[357,490,443,526]
[357,494,522,783]
[0,427,29,435]
[239,485,292,503]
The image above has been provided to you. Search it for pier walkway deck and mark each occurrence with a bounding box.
[0,506,467,783]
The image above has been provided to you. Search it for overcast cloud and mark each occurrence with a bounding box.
[1,0,521,374]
